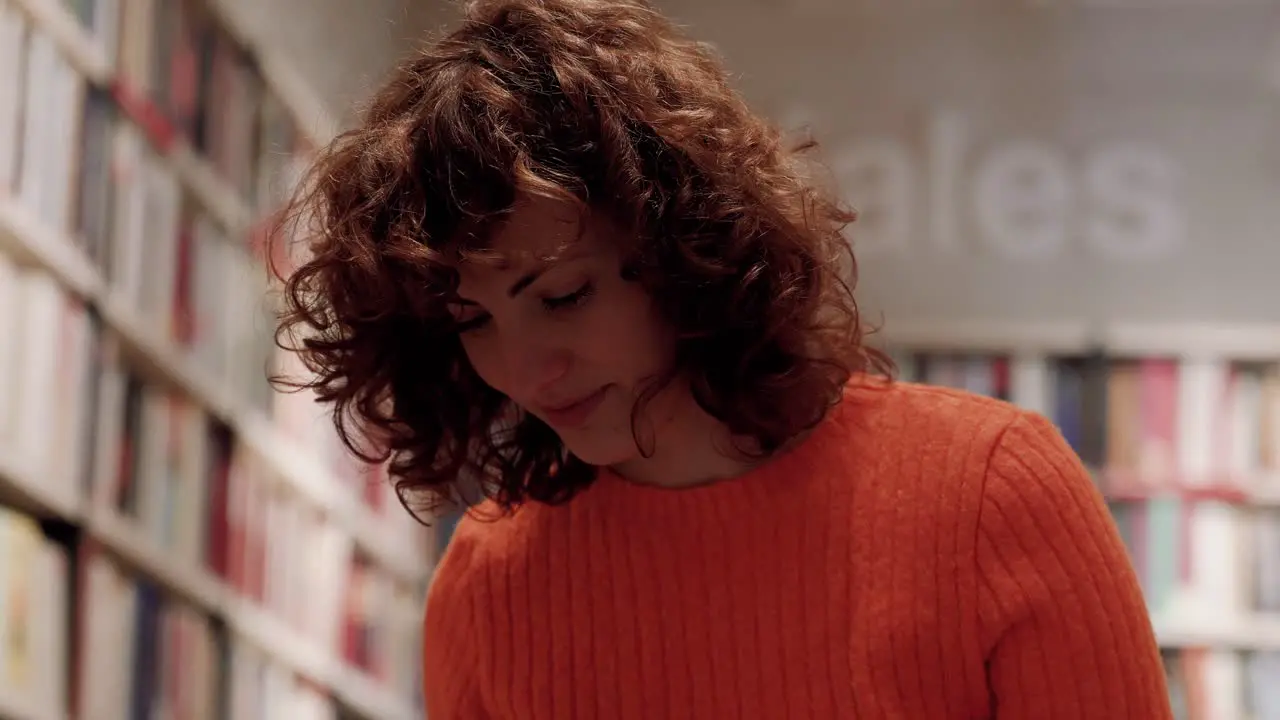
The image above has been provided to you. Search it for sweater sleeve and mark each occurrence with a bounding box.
[977,411,1173,720]
[422,519,490,719]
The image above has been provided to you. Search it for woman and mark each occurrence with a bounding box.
[276,0,1172,717]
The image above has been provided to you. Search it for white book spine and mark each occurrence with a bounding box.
[40,541,68,717]
[960,355,995,398]
[1254,517,1280,611]
[0,0,25,194]
[14,270,64,475]
[51,298,91,499]
[18,26,51,220]
[1229,367,1262,478]
[1010,352,1051,416]
[88,342,125,509]
[110,123,147,305]
[0,252,19,445]
[1176,358,1226,486]
[1202,650,1243,720]
[50,48,81,235]
[137,386,169,538]
[95,0,121,75]
[139,154,180,327]
[0,512,12,702]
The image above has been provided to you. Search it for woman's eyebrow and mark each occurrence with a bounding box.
[507,268,545,297]
[506,244,593,297]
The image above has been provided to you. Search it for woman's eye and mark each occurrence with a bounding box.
[542,282,595,311]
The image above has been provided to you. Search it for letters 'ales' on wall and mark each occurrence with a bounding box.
[659,3,1280,324]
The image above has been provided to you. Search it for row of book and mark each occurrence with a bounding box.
[1115,495,1280,614]
[0,255,426,673]
[1,0,422,527]
[81,547,301,720]
[0,237,424,537]
[895,352,1280,488]
[0,502,421,720]
[61,0,305,214]
[1,0,279,411]
[2,0,432,516]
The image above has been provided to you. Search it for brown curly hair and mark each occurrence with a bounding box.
[273,0,889,515]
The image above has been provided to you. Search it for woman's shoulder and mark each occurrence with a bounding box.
[855,378,1089,474]
[839,377,1029,456]
[837,378,1103,525]
[424,497,563,610]
[847,376,1023,428]
[424,500,513,607]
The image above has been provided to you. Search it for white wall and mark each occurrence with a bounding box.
[229,0,1280,326]
[652,2,1280,326]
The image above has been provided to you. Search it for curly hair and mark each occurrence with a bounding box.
[273,0,889,515]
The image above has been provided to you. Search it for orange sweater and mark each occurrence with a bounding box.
[422,382,1173,719]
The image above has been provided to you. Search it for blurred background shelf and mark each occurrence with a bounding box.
[0,191,424,585]
[1153,618,1280,653]
[0,0,439,717]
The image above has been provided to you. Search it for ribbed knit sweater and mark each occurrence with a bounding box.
[422,381,1173,719]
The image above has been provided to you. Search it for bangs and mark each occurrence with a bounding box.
[426,163,595,272]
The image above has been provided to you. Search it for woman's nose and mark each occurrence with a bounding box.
[503,333,573,399]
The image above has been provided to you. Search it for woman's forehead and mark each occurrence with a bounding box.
[463,195,594,268]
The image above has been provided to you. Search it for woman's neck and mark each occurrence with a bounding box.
[603,379,848,490]
[606,389,760,490]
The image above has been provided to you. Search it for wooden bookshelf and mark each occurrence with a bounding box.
[0,197,426,583]
[0,0,430,718]
[1151,616,1280,653]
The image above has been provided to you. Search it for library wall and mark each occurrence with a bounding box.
[0,0,436,719]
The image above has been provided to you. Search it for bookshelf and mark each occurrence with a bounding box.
[0,0,433,718]
[883,322,1280,719]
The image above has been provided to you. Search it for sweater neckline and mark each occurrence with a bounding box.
[588,387,856,505]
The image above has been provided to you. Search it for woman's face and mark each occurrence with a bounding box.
[452,195,677,466]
